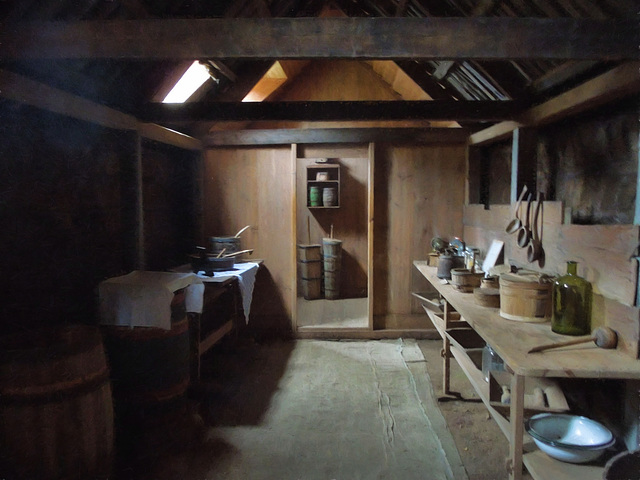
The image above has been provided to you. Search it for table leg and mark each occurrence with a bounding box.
[508,373,525,480]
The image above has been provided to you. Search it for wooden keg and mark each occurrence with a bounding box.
[0,325,114,479]
[450,268,484,293]
[499,273,552,322]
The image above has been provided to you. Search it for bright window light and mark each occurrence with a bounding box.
[162,61,210,103]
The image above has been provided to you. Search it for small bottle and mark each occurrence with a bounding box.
[552,261,592,336]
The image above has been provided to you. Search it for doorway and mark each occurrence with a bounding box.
[294,144,372,332]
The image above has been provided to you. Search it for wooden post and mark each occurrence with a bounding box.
[510,128,537,203]
[368,142,375,331]
[508,374,525,480]
[442,301,452,395]
[291,143,298,333]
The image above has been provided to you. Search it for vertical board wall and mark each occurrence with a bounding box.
[203,147,294,331]
[373,144,466,321]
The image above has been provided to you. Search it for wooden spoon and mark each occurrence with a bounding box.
[506,185,528,234]
[222,249,254,258]
[528,327,618,354]
[527,193,543,262]
[517,193,533,248]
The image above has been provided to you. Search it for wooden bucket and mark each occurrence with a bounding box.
[499,273,552,322]
[301,277,322,300]
[297,244,322,262]
[299,259,322,279]
[0,325,114,479]
[450,268,483,293]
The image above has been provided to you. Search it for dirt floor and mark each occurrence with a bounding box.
[417,338,533,480]
[112,336,533,480]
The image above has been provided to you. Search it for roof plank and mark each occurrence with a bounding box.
[0,17,636,61]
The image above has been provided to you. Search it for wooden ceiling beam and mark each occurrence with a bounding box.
[0,18,636,61]
[203,127,470,146]
[139,100,524,123]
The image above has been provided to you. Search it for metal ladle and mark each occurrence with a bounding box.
[517,193,533,248]
[527,193,543,262]
[505,185,528,234]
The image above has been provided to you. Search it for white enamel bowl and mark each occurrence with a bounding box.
[525,413,615,464]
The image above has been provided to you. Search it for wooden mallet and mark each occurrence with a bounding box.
[528,327,618,354]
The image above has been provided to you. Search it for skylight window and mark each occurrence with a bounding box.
[162,61,210,103]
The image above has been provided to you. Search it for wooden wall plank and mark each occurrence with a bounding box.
[374,144,466,318]
[203,147,294,327]
[2,18,636,60]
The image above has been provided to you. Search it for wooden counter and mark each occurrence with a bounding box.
[414,260,640,480]
[415,261,640,379]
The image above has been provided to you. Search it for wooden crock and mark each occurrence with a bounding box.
[450,268,484,293]
[474,287,501,308]
[499,273,552,322]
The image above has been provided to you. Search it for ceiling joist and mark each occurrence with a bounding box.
[139,100,524,123]
[0,18,636,61]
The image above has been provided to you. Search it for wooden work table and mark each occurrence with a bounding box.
[414,260,640,480]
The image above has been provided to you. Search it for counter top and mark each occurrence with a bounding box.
[414,261,640,379]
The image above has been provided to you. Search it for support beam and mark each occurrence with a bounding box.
[204,127,470,146]
[0,18,636,60]
[0,69,202,151]
[141,100,523,123]
[468,62,640,146]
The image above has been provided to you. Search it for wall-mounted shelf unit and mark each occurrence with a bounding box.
[306,163,340,209]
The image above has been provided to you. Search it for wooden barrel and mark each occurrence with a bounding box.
[499,274,552,322]
[0,325,114,479]
[102,291,190,416]
[474,287,501,308]
[450,268,483,293]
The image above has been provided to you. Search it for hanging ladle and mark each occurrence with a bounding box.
[517,193,533,248]
[527,193,544,262]
[506,185,528,234]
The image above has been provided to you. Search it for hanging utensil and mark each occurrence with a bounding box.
[234,225,251,238]
[506,185,528,234]
[517,193,533,248]
[527,193,544,262]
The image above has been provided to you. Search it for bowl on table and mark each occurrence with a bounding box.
[525,413,615,464]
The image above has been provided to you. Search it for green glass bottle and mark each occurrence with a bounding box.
[552,261,592,336]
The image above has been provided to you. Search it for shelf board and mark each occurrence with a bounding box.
[523,450,603,480]
[449,343,512,438]
[308,180,339,184]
